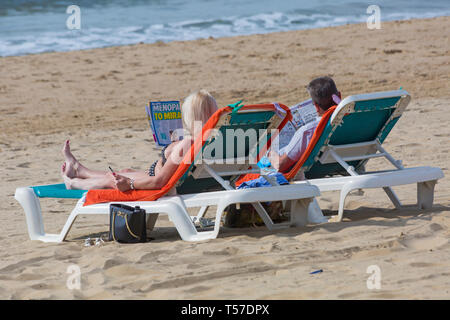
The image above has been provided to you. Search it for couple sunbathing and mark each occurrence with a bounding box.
[62,76,341,192]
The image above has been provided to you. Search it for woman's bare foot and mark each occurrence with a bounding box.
[62,173,73,190]
[61,162,73,189]
[61,162,66,176]
[62,140,79,178]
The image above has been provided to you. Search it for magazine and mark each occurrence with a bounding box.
[278,98,318,149]
[145,100,183,147]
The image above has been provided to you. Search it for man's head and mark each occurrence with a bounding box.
[306,76,341,114]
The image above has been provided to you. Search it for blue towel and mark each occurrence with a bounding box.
[257,156,272,169]
[237,172,288,189]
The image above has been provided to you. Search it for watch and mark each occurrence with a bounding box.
[129,178,135,190]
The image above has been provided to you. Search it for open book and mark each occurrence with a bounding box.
[145,101,183,147]
[278,98,318,149]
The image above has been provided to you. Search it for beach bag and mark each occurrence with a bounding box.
[224,172,289,227]
[224,202,287,228]
[109,204,147,243]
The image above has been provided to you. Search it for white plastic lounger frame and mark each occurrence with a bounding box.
[15,104,324,243]
[305,141,443,222]
[15,179,320,243]
[293,90,444,222]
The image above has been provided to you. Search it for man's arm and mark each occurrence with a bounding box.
[269,119,319,173]
[268,151,296,173]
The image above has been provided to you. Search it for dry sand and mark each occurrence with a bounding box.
[0,17,449,299]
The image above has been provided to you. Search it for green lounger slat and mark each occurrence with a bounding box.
[176,109,279,193]
[303,93,404,179]
[289,89,444,222]
[32,184,87,199]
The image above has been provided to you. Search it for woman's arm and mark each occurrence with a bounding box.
[113,139,191,191]
[134,157,179,190]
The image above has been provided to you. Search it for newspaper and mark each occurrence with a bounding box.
[278,98,318,149]
[146,100,183,147]
[290,99,318,128]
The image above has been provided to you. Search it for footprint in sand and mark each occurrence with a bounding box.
[337,291,360,299]
[53,248,82,261]
[409,262,436,268]
[399,236,448,251]
[84,271,106,286]
[15,273,43,281]
[383,49,403,54]
[0,256,50,273]
[17,162,31,168]
[104,264,147,278]
[137,250,176,263]
[429,223,444,232]
[202,246,239,256]
[30,283,58,290]
[185,285,211,293]
[103,257,127,270]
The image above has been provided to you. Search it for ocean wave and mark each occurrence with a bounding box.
[1,9,449,57]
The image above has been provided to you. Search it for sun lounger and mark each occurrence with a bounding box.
[283,89,444,221]
[15,103,321,242]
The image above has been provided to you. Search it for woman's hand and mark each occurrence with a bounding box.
[112,173,132,192]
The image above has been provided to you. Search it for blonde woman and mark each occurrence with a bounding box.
[61,90,218,191]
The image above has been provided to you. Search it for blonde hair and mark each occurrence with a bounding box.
[181,89,218,136]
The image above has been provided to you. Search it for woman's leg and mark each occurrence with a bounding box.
[62,140,108,178]
[61,161,150,190]
[63,171,150,190]
[63,174,115,190]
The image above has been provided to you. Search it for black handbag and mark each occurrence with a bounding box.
[109,204,147,243]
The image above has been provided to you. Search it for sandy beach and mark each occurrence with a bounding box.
[0,16,449,299]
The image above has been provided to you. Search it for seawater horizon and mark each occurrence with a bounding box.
[0,0,449,57]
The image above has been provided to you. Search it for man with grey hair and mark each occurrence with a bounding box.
[272,76,341,173]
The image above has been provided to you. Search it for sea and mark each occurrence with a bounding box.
[0,0,449,57]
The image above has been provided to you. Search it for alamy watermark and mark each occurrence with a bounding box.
[66,5,81,30]
[164,121,282,167]
[367,5,381,29]
[366,265,381,290]
[66,4,381,31]
[66,264,81,290]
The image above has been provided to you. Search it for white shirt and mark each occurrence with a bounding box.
[278,116,321,161]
